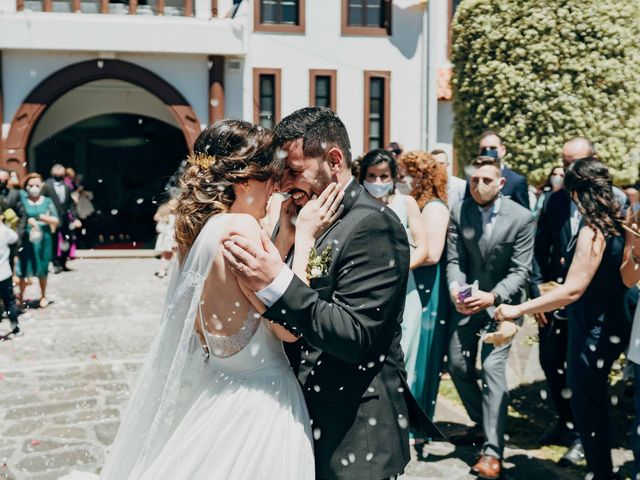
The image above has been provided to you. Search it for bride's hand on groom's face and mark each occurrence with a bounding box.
[296,183,344,240]
[223,229,284,292]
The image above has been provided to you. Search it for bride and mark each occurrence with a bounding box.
[75,120,343,479]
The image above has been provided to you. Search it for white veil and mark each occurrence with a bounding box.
[100,215,229,479]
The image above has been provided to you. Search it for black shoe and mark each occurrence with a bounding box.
[537,423,572,446]
[557,438,585,467]
[449,424,485,446]
[62,265,72,272]
[53,266,63,274]
[10,324,22,337]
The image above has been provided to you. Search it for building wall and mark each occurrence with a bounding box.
[236,0,427,157]
[1,51,210,140]
[1,0,440,161]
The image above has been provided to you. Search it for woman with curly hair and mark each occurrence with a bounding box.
[396,150,450,430]
[496,159,633,480]
[94,120,343,480]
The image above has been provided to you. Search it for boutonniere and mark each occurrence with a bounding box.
[306,245,332,281]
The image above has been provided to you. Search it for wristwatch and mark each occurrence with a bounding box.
[491,291,503,306]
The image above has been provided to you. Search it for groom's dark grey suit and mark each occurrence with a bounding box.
[263,179,440,479]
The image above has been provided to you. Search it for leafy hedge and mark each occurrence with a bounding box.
[451,0,640,185]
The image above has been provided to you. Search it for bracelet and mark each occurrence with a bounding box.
[631,246,640,264]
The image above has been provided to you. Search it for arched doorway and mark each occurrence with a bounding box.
[2,58,200,174]
[2,60,201,248]
[34,113,187,248]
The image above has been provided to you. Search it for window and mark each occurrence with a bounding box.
[253,68,281,129]
[309,70,337,111]
[342,0,391,36]
[254,0,305,34]
[363,71,390,151]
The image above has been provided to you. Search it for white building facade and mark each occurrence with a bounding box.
[0,0,455,246]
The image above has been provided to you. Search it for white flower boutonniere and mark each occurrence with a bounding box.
[306,245,332,281]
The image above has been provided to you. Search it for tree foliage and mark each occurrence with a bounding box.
[451,0,640,184]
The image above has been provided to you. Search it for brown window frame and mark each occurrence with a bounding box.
[309,69,337,111]
[253,68,282,128]
[341,0,391,36]
[254,0,305,34]
[363,70,390,152]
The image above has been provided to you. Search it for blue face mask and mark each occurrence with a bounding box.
[363,181,393,199]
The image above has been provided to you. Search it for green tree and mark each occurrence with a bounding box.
[451,0,640,185]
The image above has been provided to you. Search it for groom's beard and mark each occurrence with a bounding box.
[291,167,333,213]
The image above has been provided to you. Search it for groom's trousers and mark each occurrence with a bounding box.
[448,312,512,459]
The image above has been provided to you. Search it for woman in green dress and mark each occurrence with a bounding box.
[357,150,429,393]
[18,173,59,308]
[396,150,450,424]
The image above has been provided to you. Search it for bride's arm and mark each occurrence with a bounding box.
[226,214,299,343]
[291,184,345,285]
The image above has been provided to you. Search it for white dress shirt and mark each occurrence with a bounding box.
[53,180,66,204]
[0,223,18,282]
[478,195,502,240]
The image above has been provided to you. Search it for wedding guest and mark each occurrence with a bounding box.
[447,155,534,479]
[464,131,529,209]
[534,166,564,219]
[71,175,95,248]
[17,173,59,308]
[64,167,77,192]
[397,150,451,422]
[153,199,177,278]
[358,149,429,395]
[531,138,625,467]
[496,158,632,480]
[387,141,403,157]
[0,217,20,336]
[0,168,27,270]
[626,212,640,480]
[43,164,81,274]
[624,185,639,212]
[431,149,466,207]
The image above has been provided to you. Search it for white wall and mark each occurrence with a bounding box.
[2,51,210,133]
[427,0,454,162]
[0,11,244,55]
[236,0,426,157]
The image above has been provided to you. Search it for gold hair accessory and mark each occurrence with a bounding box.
[187,153,216,169]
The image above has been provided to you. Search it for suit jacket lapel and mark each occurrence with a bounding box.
[462,201,484,258]
[314,178,362,249]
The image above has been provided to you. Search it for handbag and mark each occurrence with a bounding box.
[29,225,43,244]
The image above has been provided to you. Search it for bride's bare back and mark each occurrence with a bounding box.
[195,214,296,356]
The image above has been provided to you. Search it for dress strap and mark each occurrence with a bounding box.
[197,300,210,357]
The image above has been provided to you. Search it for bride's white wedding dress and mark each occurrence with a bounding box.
[62,215,314,480]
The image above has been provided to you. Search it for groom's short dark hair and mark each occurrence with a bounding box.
[274,107,352,167]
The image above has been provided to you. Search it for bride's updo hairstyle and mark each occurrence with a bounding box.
[174,119,280,258]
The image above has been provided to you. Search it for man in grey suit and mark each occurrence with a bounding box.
[446,156,535,479]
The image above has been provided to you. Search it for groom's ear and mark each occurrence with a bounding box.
[326,147,343,174]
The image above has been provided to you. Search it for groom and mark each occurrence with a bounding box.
[224,107,440,479]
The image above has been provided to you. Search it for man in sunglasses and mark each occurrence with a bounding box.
[471,131,530,209]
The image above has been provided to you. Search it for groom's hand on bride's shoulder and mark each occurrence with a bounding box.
[222,229,284,292]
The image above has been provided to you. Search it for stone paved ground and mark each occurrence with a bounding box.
[0,258,634,479]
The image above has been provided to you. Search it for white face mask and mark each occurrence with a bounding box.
[27,186,41,197]
[550,175,564,187]
[363,181,393,199]
[396,175,414,195]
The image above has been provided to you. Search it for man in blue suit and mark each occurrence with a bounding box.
[465,131,530,209]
